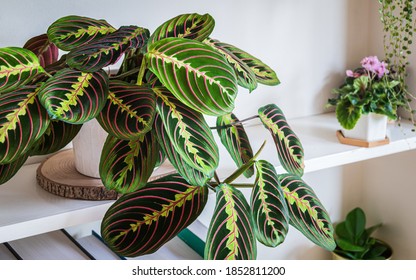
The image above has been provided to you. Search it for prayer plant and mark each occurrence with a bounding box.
[0,13,335,259]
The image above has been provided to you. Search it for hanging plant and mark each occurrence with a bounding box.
[379,0,416,128]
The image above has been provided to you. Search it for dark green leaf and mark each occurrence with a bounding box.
[101,174,208,257]
[0,47,44,94]
[96,80,156,140]
[153,115,209,186]
[258,104,304,176]
[47,15,116,51]
[251,160,289,247]
[205,183,256,260]
[67,26,150,72]
[336,238,367,252]
[278,173,336,251]
[204,38,258,92]
[204,38,279,86]
[217,113,254,178]
[99,131,159,194]
[149,13,215,43]
[344,207,366,243]
[37,68,109,124]
[154,87,219,178]
[146,37,238,116]
[0,86,50,164]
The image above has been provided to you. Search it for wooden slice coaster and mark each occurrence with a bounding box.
[36,149,118,200]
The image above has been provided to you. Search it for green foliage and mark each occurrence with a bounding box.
[0,13,335,260]
[328,57,402,130]
[333,207,392,260]
[378,0,416,127]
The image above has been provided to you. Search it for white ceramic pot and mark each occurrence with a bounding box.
[72,118,108,178]
[341,113,388,142]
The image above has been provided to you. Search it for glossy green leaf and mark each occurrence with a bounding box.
[67,26,150,72]
[205,38,279,86]
[205,183,256,260]
[37,68,109,124]
[154,87,219,177]
[23,34,59,68]
[0,86,50,164]
[336,98,362,130]
[30,120,82,156]
[277,173,336,251]
[0,153,28,185]
[149,13,215,43]
[99,131,159,194]
[217,113,254,178]
[251,160,289,247]
[153,114,209,186]
[258,104,304,176]
[146,37,238,116]
[0,47,44,94]
[204,38,258,92]
[101,174,208,257]
[47,15,116,51]
[96,81,155,140]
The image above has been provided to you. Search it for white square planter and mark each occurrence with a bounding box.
[341,113,388,142]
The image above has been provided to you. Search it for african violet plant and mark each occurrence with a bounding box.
[0,13,335,259]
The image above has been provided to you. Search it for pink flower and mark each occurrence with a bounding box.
[360,56,389,78]
[375,61,389,78]
[346,69,361,78]
[346,70,354,77]
[361,56,380,72]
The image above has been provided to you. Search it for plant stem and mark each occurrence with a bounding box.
[109,67,141,80]
[214,172,221,185]
[210,115,260,130]
[136,57,147,86]
[223,140,266,184]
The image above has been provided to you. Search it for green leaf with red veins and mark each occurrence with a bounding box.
[154,87,218,178]
[205,183,256,260]
[0,86,50,164]
[47,15,116,51]
[66,26,150,72]
[97,80,155,140]
[0,47,44,94]
[149,13,215,43]
[101,174,208,257]
[258,104,304,176]
[37,68,109,124]
[146,37,238,116]
[99,131,159,194]
[217,113,254,178]
[251,160,289,247]
[278,173,336,251]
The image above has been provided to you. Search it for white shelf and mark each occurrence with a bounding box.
[216,112,416,180]
[0,158,175,243]
[1,112,415,245]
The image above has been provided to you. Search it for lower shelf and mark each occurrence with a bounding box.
[1,227,203,260]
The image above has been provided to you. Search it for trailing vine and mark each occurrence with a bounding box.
[379,0,416,128]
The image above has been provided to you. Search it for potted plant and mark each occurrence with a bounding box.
[327,55,402,142]
[332,207,393,260]
[0,13,336,259]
